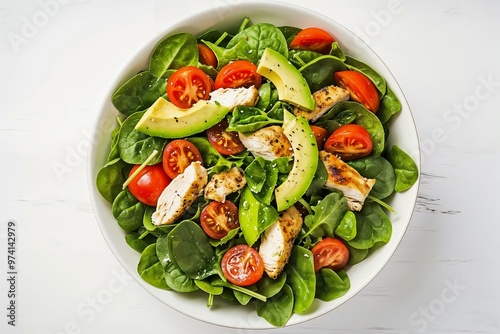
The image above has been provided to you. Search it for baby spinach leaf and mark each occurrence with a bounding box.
[125,230,156,253]
[278,25,301,44]
[194,279,223,295]
[348,202,392,250]
[285,246,316,313]
[315,269,350,302]
[107,125,122,162]
[155,234,171,269]
[305,157,327,197]
[137,243,170,290]
[346,243,369,265]
[348,156,396,199]
[345,56,386,96]
[112,190,145,232]
[335,211,357,241]
[96,158,132,203]
[299,55,346,92]
[256,272,287,298]
[377,85,402,124]
[164,261,199,292]
[149,32,198,78]
[244,157,278,205]
[117,111,166,165]
[330,41,346,61]
[166,220,218,280]
[227,23,289,63]
[387,145,419,192]
[227,106,283,132]
[112,71,166,116]
[203,39,254,70]
[302,191,348,239]
[288,49,322,68]
[256,284,294,327]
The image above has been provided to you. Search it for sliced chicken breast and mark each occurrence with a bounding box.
[258,206,303,279]
[204,167,246,202]
[238,126,292,160]
[209,86,259,110]
[319,150,375,211]
[294,85,350,122]
[152,161,208,226]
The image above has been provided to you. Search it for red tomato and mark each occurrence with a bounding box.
[221,244,264,286]
[200,200,239,239]
[214,60,262,89]
[334,70,380,113]
[311,237,349,272]
[324,124,373,161]
[206,119,245,155]
[310,125,329,149]
[166,66,213,109]
[198,43,217,68]
[289,27,335,54]
[162,139,203,179]
[127,164,171,206]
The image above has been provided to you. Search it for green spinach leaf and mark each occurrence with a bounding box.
[377,85,402,124]
[256,284,294,327]
[345,55,386,96]
[299,55,346,92]
[315,269,350,301]
[256,272,287,298]
[149,32,198,77]
[348,202,392,249]
[387,145,419,192]
[285,246,316,313]
[164,261,199,292]
[111,190,145,232]
[302,191,348,239]
[137,243,170,290]
[96,158,132,203]
[334,211,357,241]
[348,156,396,199]
[227,106,283,132]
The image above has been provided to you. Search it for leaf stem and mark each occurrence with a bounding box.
[367,195,396,213]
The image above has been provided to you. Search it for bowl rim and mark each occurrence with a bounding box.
[87,0,421,329]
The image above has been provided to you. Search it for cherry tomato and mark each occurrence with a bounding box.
[200,200,239,239]
[324,124,373,161]
[214,60,262,89]
[311,237,349,272]
[127,164,171,206]
[206,119,246,155]
[166,66,213,109]
[289,27,335,54]
[162,139,203,179]
[334,70,380,113]
[198,43,217,68]
[310,125,329,149]
[221,244,264,286]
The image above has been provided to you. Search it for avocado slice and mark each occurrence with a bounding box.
[257,48,315,111]
[135,97,230,138]
[275,110,319,211]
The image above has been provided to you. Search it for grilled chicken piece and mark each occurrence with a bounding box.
[204,167,246,202]
[258,206,303,279]
[209,86,259,110]
[238,126,292,160]
[319,150,375,211]
[294,85,350,122]
[152,162,207,225]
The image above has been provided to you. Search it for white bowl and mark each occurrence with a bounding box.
[88,0,420,329]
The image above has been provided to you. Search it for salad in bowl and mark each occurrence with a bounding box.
[89,2,419,329]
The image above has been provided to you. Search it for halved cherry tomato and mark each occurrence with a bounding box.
[324,123,373,161]
[289,27,335,54]
[221,244,264,286]
[127,164,171,206]
[334,70,380,113]
[162,139,203,179]
[198,43,218,68]
[200,200,239,239]
[310,125,329,149]
[166,66,213,109]
[214,60,262,89]
[311,237,349,272]
[206,119,245,155]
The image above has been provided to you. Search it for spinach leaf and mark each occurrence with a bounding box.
[202,39,254,70]
[285,246,316,313]
[227,106,283,132]
[166,220,218,280]
[164,261,199,292]
[315,269,350,301]
[377,85,402,124]
[387,145,419,192]
[244,157,278,205]
[111,190,146,232]
[107,125,122,162]
[305,157,327,197]
[278,25,301,44]
[348,156,396,199]
[226,23,289,63]
[318,101,385,157]
[239,186,279,246]
[346,243,369,265]
[194,279,223,295]
[96,158,132,203]
[288,49,322,68]
[348,202,392,249]
[125,230,156,253]
[137,243,170,290]
[256,272,287,298]
[345,56,386,96]
[334,211,357,241]
[330,41,346,61]
[111,71,166,116]
[299,55,346,92]
[149,32,198,77]
[155,234,171,269]
[302,191,348,239]
[256,284,294,327]
[117,111,166,165]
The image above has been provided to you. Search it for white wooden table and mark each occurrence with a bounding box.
[1,0,499,333]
